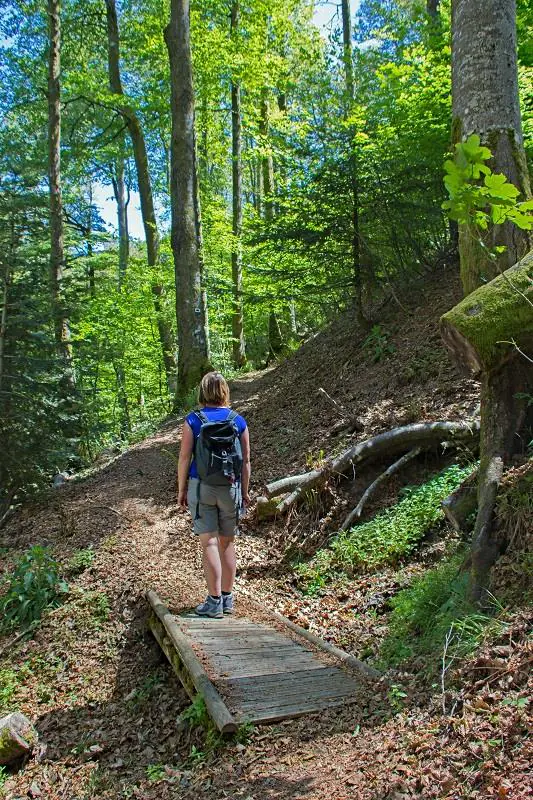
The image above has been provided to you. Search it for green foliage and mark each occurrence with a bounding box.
[0,668,20,713]
[179,695,210,729]
[362,325,396,362]
[66,547,95,576]
[145,763,167,783]
[297,464,473,590]
[443,134,533,233]
[380,553,507,668]
[0,546,68,632]
[0,766,7,788]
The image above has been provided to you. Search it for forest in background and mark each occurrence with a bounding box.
[1,0,532,513]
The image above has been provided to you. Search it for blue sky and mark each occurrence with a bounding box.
[96,0,362,241]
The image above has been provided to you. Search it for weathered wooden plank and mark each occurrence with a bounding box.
[220,667,342,688]
[225,676,357,700]
[233,695,357,724]
[147,590,237,734]
[216,661,326,678]
[233,682,360,708]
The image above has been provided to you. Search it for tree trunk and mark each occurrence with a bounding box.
[260,89,274,223]
[451,0,532,295]
[441,253,533,600]
[230,0,246,369]
[427,0,440,17]
[340,0,366,327]
[268,309,283,358]
[105,0,177,394]
[48,0,74,382]
[164,0,211,401]
[111,136,129,290]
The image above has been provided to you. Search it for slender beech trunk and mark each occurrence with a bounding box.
[427,0,440,16]
[86,182,95,296]
[259,89,274,223]
[452,0,532,295]
[164,0,211,400]
[230,0,246,368]
[340,0,366,326]
[105,0,176,394]
[48,0,74,383]
[111,136,129,290]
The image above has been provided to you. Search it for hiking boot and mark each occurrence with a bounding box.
[195,595,223,618]
[222,593,234,615]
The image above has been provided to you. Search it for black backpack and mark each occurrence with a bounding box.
[194,409,243,486]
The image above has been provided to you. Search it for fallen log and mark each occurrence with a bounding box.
[340,448,422,531]
[267,420,480,514]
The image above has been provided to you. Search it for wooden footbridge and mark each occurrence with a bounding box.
[147,590,377,732]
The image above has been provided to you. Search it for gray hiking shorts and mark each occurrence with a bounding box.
[187,478,240,537]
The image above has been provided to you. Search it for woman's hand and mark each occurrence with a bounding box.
[178,489,188,510]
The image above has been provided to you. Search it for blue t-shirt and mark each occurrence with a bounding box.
[186,407,247,479]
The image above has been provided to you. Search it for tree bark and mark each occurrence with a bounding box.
[48,0,74,382]
[110,136,129,290]
[340,0,366,327]
[259,89,274,223]
[230,0,246,368]
[105,0,176,394]
[451,0,532,295]
[165,0,211,400]
[441,258,532,600]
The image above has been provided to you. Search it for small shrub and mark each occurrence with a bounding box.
[179,695,210,729]
[362,325,395,362]
[66,547,95,576]
[0,546,68,632]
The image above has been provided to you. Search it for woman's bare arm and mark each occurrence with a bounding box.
[177,423,194,508]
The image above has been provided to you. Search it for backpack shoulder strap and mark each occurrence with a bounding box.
[226,409,238,422]
[195,409,209,425]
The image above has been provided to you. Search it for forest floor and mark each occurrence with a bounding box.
[1,269,531,800]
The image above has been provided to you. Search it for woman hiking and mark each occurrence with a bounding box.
[177,372,250,618]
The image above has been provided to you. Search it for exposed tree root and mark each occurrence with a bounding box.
[265,420,480,515]
[340,447,422,531]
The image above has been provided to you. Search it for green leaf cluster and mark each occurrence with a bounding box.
[443,134,533,232]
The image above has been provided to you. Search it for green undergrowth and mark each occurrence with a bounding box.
[297,463,473,592]
[380,552,508,670]
[0,546,68,633]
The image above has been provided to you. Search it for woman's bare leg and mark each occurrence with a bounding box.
[218,535,236,593]
[199,532,221,596]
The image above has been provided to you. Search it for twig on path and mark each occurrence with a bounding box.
[87,504,130,521]
[0,622,39,659]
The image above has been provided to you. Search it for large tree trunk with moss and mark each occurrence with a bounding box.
[441,252,533,600]
[230,0,246,369]
[451,0,532,295]
[105,0,176,395]
[165,0,211,401]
